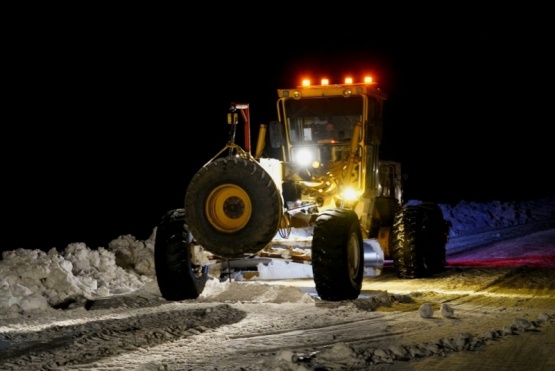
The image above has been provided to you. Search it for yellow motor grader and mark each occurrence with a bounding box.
[154,76,449,301]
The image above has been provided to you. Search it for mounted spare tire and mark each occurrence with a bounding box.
[185,157,282,258]
[391,203,448,278]
[312,208,364,301]
[154,208,208,300]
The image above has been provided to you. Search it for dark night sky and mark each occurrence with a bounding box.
[3,14,553,252]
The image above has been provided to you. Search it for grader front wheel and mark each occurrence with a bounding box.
[154,209,208,300]
[312,208,364,301]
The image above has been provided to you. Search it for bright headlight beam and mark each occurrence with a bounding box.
[343,188,358,201]
[293,148,315,166]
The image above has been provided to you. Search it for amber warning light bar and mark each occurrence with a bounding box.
[301,76,374,87]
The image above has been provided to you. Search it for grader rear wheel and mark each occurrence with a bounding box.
[391,203,447,278]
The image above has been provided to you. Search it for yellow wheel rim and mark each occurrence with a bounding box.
[206,184,252,233]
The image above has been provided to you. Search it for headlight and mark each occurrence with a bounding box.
[291,147,320,167]
[342,187,359,202]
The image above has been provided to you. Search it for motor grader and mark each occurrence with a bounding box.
[154,76,449,301]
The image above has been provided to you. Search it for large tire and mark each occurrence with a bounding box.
[154,209,208,300]
[185,157,282,258]
[391,203,447,278]
[312,208,364,301]
[419,202,449,272]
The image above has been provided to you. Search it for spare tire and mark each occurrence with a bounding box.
[185,157,282,258]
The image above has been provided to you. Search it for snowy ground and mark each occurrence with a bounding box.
[0,197,554,370]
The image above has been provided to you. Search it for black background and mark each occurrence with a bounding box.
[3,10,553,252]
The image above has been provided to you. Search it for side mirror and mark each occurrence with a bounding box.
[269,121,282,148]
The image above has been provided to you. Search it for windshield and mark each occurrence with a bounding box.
[284,96,364,144]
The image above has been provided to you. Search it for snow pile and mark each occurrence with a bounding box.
[0,239,154,313]
[440,196,555,237]
[0,197,554,313]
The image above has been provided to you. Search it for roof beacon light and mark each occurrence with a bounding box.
[297,75,376,88]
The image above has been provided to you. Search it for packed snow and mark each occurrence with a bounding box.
[1,197,554,370]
